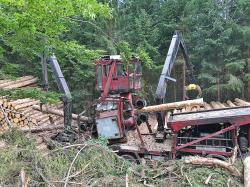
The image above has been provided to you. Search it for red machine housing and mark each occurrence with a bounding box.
[95,55,142,96]
[94,56,145,142]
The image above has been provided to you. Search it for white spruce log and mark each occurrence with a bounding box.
[14,100,40,110]
[136,98,204,113]
[38,117,50,125]
[210,101,221,109]
[0,80,12,84]
[0,76,34,88]
[33,105,89,122]
[235,98,250,106]
[216,102,226,108]
[227,100,237,107]
[4,78,38,89]
[185,157,241,177]
[9,98,33,106]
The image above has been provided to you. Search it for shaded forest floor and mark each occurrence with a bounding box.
[0,129,244,187]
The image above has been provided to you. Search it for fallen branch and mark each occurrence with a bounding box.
[64,145,87,187]
[126,173,129,187]
[185,157,242,177]
[19,168,29,187]
[21,124,65,133]
[204,173,214,185]
[230,146,238,164]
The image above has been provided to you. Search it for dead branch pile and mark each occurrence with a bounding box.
[0,76,37,89]
[0,130,244,187]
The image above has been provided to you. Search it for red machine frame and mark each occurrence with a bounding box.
[168,106,250,159]
[112,106,250,161]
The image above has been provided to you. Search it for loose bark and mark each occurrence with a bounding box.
[185,157,242,177]
[136,98,204,113]
[33,105,88,122]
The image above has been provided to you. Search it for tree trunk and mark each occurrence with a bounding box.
[185,157,241,177]
[136,98,204,113]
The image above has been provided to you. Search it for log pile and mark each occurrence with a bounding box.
[0,76,37,89]
[172,98,250,114]
[0,98,40,132]
[0,97,78,133]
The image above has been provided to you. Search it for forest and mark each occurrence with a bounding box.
[0,1,250,186]
[0,0,249,112]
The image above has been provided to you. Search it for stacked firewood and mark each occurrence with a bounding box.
[0,76,37,89]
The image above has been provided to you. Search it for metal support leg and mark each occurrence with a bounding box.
[145,120,153,134]
[135,122,145,147]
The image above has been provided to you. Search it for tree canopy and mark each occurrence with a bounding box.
[0,0,249,111]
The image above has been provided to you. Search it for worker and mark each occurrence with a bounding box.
[184,84,202,100]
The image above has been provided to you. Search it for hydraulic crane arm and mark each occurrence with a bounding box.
[155,31,194,100]
[42,55,72,132]
[155,31,194,140]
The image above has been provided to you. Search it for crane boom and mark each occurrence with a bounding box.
[155,31,194,141]
[155,31,193,100]
[42,55,73,133]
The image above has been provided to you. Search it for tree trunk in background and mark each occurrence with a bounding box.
[246,59,250,101]
[217,74,221,101]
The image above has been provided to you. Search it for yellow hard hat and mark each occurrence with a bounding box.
[187,84,197,91]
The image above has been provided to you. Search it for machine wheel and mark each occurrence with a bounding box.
[121,154,139,164]
[206,154,227,161]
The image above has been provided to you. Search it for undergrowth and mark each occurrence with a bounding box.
[0,87,61,104]
[0,129,244,187]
